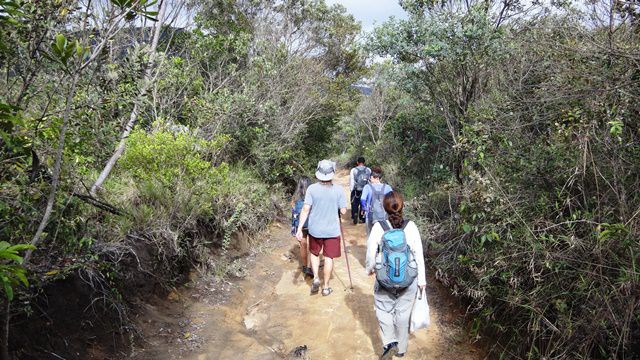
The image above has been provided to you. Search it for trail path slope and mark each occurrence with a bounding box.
[133,171,483,360]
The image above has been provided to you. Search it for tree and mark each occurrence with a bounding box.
[90,0,172,195]
[368,3,511,183]
[354,63,406,145]
[28,0,163,259]
[364,1,640,357]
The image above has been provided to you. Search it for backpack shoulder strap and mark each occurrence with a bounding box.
[379,220,390,232]
[401,219,409,230]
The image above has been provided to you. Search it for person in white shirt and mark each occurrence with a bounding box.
[349,157,371,225]
[365,191,426,359]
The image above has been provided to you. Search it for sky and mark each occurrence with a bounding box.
[325,0,408,33]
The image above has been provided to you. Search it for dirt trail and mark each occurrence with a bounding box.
[132,171,484,360]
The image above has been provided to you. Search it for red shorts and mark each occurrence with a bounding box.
[308,235,341,258]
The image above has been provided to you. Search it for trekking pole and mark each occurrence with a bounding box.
[339,213,354,290]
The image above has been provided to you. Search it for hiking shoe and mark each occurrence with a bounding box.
[380,342,398,360]
[302,266,314,277]
[353,217,358,225]
[310,280,320,295]
[394,353,405,358]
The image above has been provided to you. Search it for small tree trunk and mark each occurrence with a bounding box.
[25,0,161,261]
[90,0,168,196]
[1,299,10,360]
[25,74,79,262]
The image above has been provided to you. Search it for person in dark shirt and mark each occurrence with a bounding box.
[349,157,371,224]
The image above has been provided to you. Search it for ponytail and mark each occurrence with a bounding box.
[383,191,405,229]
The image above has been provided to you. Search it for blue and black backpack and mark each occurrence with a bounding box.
[291,199,309,236]
[375,220,418,291]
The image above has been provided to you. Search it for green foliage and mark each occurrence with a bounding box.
[370,5,508,63]
[120,124,229,189]
[0,0,359,355]
[0,241,35,301]
[0,103,50,250]
[48,33,89,69]
[0,0,21,53]
[177,0,363,183]
[94,126,278,275]
[0,102,28,152]
[366,3,640,359]
[111,0,160,21]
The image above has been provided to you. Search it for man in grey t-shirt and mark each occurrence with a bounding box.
[296,160,347,296]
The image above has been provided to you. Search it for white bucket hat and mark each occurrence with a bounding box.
[315,159,336,181]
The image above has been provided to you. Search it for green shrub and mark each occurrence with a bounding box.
[89,126,281,277]
[0,242,34,301]
[120,124,229,189]
[365,7,640,359]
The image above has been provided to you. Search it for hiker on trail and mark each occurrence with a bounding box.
[296,160,347,296]
[291,176,313,278]
[365,191,426,359]
[349,156,371,225]
[360,166,393,235]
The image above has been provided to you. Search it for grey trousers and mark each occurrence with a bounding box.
[373,279,418,354]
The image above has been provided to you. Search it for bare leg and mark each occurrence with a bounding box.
[323,257,334,288]
[306,238,311,268]
[299,237,309,268]
[310,252,320,281]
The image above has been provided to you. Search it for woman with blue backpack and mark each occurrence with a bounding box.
[365,191,427,359]
[291,176,313,277]
[360,166,393,236]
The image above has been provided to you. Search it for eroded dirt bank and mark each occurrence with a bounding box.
[131,171,485,360]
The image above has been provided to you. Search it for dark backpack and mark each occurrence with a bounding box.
[369,184,388,223]
[291,199,308,236]
[375,220,418,291]
[355,167,369,191]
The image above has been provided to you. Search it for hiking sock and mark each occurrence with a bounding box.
[302,266,313,277]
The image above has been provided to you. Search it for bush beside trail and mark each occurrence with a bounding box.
[338,2,640,359]
[7,126,282,358]
[1,1,361,357]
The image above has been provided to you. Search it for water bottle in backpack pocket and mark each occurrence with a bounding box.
[375,220,418,291]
